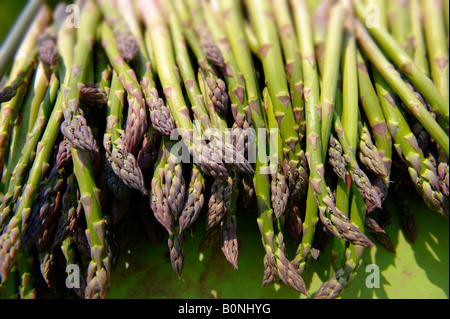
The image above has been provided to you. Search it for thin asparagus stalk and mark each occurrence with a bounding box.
[0,53,37,178]
[292,0,373,247]
[248,0,308,205]
[0,6,75,282]
[198,0,251,125]
[163,138,186,222]
[0,72,59,229]
[354,18,449,156]
[165,1,207,234]
[312,0,335,75]
[319,2,347,156]
[421,0,449,101]
[65,1,111,299]
[197,70,235,233]
[357,50,392,180]
[0,1,48,81]
[252,110,309,296]
[150,137,172,235]
[103,72,147,194]
[271,0,305,138]
[410,0,430,75]
[198,1,256,174]
[354,0,449,126]
[99,22,148,155]
[141,0,230,180]
[117,0,175,137]
[218,0,262,119]
[6,59,53,188]
[264,88,290,218]
[374,71,449,217]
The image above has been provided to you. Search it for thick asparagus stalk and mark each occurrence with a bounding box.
[387,0,413,56]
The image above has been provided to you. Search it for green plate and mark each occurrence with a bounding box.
[108,195,449,299]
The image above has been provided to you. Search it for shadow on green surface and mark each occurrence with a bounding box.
[107,191,448,299]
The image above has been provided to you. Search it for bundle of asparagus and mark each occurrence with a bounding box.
[0,0,448,299]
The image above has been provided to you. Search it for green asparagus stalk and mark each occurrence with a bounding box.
[271,0,305,138]
[374,71,449,217]
[312,0,334,75]
[5,59,54,189]
[354,0,449,126]
[0,53,37,179]
[103,71,146,194]
[421,0,449,101]
[252,108,309,296]
[0,72,59,229]
[218,0,262,119]
[164,1,207,235]
[117,0,175,137]
[60,1,110,299]
[198,0,251,126]
[248,0,308,205]
[357,50,392,179]
[99,16,148,154]
[387,0,413,56]
[354,18,449,156]
[319,2,347,156]
[150,137,172,235]
[263,88,290,218]
[292,0,372,247]
[0,5,75,282]
[141,0,230,180]
[410,0,430,75]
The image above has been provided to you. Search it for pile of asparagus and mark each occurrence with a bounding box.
[0,0,448,299]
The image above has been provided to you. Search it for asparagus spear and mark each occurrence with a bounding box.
[387,0,413,56]
[5,57,54,192]
[103,71,147,195]
[247,0,308,205]
[354,0,449,126]
[0,53,37,179]
[218,0,262,119]
[292,0,372,247]
[251,102,309,296]
[354,18,449,156]
[141,0,231,180]
[0,5,75,282]
[374,71,449,217]
[163,0,206,235]
[421,0,449,101]
[0,71,59,229]
[410,0,430,75]
[117,0,175,137]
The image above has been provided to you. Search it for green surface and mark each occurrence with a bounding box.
[108,194,449,299]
